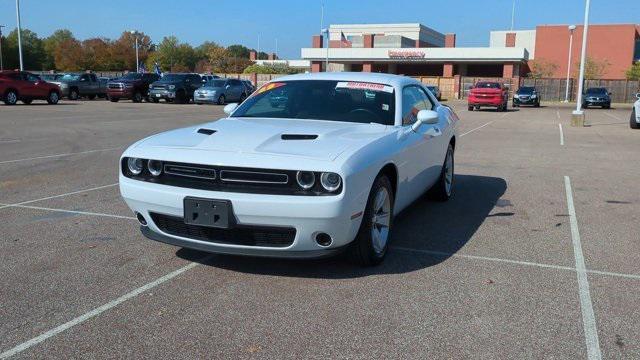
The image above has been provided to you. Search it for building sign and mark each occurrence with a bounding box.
[388,50,426,59]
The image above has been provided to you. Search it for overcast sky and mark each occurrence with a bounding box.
[0,0,638,58]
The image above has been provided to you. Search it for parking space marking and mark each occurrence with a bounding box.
[460,121,495,137]
[0,203,136,220]
[0,147,122,165]
[393,246,640,281]
[564,176,602,360]
[603,112,623,122]
[0,183,118,211]
[0,257,210,360]
[559,123,564,146]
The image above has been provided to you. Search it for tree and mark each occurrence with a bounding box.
[54,38,84,71]
[243,63,298,74]
[626,61,640,80]
[111,31,152,71]
[226,44,251,59]
[147,36,197,72]
[3,28,46,70]
[82,38,113,70]
[527,58,558,79]
[575,57,610,80]
[43,29,75,69]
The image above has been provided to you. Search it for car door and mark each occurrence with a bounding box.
[21,72,45,98]
[89,74,99,94]
[396,85,443,207]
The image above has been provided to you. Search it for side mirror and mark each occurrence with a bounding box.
[412,110,439,132]
[608,92,612,96]
[224,103,239,115]
[225,84,231,89]
[636,93,640,99]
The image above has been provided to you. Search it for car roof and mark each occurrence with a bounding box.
[274,72,421,88]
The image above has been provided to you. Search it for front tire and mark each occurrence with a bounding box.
[69,88,79,100]
[109,97,120,103]
[468,105,473,111]
[132,91,143,103]
[4,90,18,105]
[348,175,394,266]
[427,144,454,202]
[631,108,639,129]
[151,97,160,103]
[87,94,96,100]
[217,94,226,105]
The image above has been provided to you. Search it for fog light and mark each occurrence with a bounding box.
[315,233,332,247]
[127,157,143,175]
[135,212,148,226]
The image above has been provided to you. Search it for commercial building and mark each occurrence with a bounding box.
[300,23,640,80]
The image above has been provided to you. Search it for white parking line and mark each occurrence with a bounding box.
[0,147,122,165]
[564,176,602,360]
[0,183,118,211]
[0,258,209,359]
[0,203,135,220]
[603,112,621,121]
[460,121,495,137]
[559,123,565,146]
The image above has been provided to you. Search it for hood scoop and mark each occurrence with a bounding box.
[197,128,217,135]
[281,134,318,140]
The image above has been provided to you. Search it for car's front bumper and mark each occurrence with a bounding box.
[468,97,503,106]
[194,93,218,104]
[513,97,538,105]
[584,99,610,106]
[149,89,176,99]
[107,88,134,98]
[120,176,366,258]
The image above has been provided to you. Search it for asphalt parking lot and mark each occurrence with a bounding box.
[1,99,639,359]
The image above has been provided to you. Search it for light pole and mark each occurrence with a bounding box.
[510,0,516,31]
[130,30,139,72]
[572,0,591,124]
[0,25,5,71]
[15,0,24,70]
[322,28,329,72]
[564,25,576,102]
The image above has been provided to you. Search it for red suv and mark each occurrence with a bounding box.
[0,70,61,105]
[468,81,509,112]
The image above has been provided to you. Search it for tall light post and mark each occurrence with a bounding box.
[510,0,516,31]
[572,0,592,126]
[0,25,5,71]
[322,28,329,72]
[15,0,24,70]
[564,25,576,102]
[130,30,139,72]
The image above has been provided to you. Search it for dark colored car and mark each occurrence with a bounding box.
[582,87,611,109]
[107,73,160,103]
[513,86,540,107]
[468,81,509,111]
[51,73,107,100]
[0,70,61,105]
[149,73,203,104]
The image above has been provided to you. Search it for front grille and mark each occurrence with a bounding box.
[164,164,216,180]
[153,85,167,90]
[220,170,288,184]
[108,83,123,89]
[150,213,295,247]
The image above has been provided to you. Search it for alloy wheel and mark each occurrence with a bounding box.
[370,186,391,255]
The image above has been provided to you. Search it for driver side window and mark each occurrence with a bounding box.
[402,86,431,125]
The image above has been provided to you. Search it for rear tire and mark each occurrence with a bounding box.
[631,108,639,129]
[3,90,18,105]
[47,91,60,105]
[87,94,96,100]
[109,97,120,102]
[348,175,394,267]
[132,91,143,103]
[467,105,473,111]
[427,144,454,202]
[217,94,226,105]
[151,98,160,103]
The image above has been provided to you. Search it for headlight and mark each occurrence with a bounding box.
[168,85,176,90]
[124,83,133,88]
[127,157,144,175]
[531,94,537,98]
[296,171,315,189]
[320,172,342,192]
[148,160,163,176]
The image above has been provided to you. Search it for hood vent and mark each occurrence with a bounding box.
[197,128,217,135]
[281,134,318,140]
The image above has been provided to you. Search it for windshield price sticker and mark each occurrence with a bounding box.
[255,82,286,95]
[336,82,394,93]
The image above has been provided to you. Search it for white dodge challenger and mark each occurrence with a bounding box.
[119,72,459,265]
[631,93,640,129]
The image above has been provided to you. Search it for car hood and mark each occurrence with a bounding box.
[152,81,181,86]
[198,86,223,91]
[134,117,390,162]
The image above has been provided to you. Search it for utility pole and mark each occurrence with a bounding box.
[572,0,592,127]
[564,25,576,102]
[130,30,140,72]
[16,0,24,70]
[0,25,5,71]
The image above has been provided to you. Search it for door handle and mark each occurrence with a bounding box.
[425,126,442,137]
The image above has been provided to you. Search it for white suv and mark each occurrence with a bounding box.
[632,93,640,129]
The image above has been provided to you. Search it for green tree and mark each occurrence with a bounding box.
[226,44,251,59]
[243,63,298,74]
[111,31,153,71]
[147,36,196,72]
[3,28,46,70]
[626,61,640,80]
[43,29,75,69]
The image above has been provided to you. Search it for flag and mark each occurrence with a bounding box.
[340,32,351,48]
[153,62,162,77]
[138,61,147,73]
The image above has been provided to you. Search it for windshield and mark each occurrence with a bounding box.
[586,88,607,95]
[121,73,143,80]
[232,80,396,125]
[518,87,535,94]
[161,74,188,82]
[60,74,80,81]
[475,82,501,89]
[205,80,226,87]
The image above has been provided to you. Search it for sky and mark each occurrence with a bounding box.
[0,0,638,59]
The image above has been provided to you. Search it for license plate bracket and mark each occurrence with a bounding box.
[183,197,233,229]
